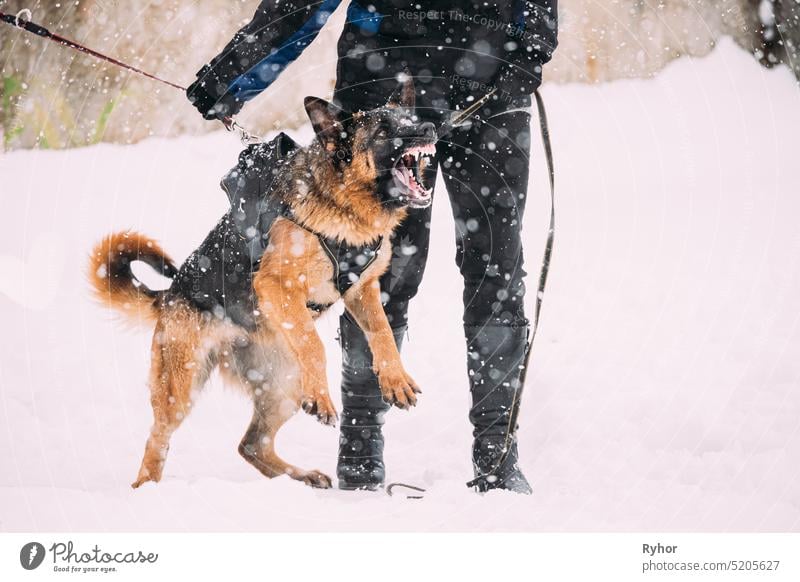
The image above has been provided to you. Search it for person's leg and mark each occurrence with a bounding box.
[439,109,534,493]
[335,203,434,489]
[331,22,451,488]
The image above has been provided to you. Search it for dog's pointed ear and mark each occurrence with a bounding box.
[304,96,347,154]
[386,72,415,110]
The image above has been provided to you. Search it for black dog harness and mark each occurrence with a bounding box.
[220,133,383,298]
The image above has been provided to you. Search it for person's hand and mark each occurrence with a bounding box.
[186,65,242,121]
[494,54,543,100]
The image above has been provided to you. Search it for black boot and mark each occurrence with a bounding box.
[465,324,533,495]
[336,314,405,491]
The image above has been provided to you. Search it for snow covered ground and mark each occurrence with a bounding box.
[1,38,799,532]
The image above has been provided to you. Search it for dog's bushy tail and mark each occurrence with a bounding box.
[88,231,178,324]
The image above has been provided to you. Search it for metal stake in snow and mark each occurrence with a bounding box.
[0,7,259,143]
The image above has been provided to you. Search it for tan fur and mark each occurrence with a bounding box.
[88,132,420,490]
[88,231,176,325]
[126,297,333,489]
[289,124,408,246]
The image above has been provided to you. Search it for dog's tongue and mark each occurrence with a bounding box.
[393,154,432,202]
[396,164,412,189]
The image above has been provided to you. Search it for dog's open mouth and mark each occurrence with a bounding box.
[392,143,436,207]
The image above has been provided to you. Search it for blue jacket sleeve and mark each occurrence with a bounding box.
[187,0,343,119]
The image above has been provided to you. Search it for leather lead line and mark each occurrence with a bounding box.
[0,9,260,140]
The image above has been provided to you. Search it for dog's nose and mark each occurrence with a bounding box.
[419,122,436,140]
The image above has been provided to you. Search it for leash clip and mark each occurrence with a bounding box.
[222,116,262,145]
[438,89,496,139]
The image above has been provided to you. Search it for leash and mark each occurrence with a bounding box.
[0,7,258,144]
[437,89,497,139]
[1,9,186,90]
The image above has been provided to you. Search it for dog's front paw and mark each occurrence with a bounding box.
[377,367,421,409]
[301,391,338,426]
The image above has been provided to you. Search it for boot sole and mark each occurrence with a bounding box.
[337,481,382,492]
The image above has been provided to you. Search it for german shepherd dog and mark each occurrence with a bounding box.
[88,77,437,489]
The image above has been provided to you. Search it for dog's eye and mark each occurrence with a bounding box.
[376,120,391,139]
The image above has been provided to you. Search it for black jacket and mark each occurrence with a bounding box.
[188,0,558,119]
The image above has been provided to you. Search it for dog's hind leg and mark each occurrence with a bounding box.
[238,402,331,489]
[229,332,332,489]
[132,311,215,488]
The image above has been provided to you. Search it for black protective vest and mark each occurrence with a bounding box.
[221,133,383,292]
[169,134,382,330]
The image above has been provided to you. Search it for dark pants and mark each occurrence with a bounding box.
[379,109,531,329]
[333,23,533,485]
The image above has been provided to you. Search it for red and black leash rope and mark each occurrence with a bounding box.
[0,8,263,142]
[1,9,187,91]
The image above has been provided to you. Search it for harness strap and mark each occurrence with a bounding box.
[316,235,384,295]
[244,202,384,298]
